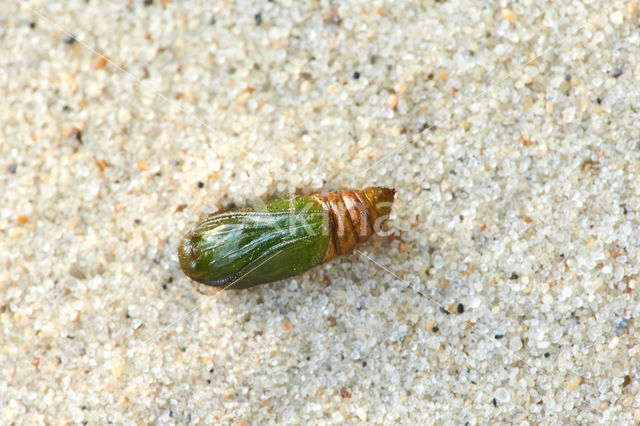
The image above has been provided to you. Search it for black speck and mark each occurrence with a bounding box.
[510,272,519,280]
[614,317,629,335]
[210,16,216,25]
[254,13,262,26]
[155,171,162,177]
[544,352,550,357]
[197,181,204,188]
[596,97,601,104]
[353,71,360,79]
[181,346,187,352]
[470,380,476,385]
[81,405,88,410]
[8,164,17,174]
[206,379,211,384]
[492,398,497,407]
[613,68,623,78]
[29,21,37,29]
[228,202,237,210]
[144,0,153,5]
[172,160,180,166]
[362,361,367,367]
[439,307,450,315]
[70,128,83,143]
[126,312,131,319]
[162,283,167,290]
[449,170,457,175]
[419,121,433,133]
[168,277,173,283]
[82,421,88,425]
[432,326,439,332]
[564,74,571,82]
[62,105,70,111]
[66,335,75,339]
[370,54,377,64]
[340,353,344,360]
[457,303,464,314]
[134,218,141,225]
[64,34,77,44]
[494,334,504,340]
[427,246,436,255]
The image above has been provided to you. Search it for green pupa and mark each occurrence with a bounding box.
[178,187,395,291]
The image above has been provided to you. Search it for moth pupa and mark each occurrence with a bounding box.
[178,187,395,290]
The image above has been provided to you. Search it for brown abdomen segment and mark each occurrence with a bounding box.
[312,187,395,262]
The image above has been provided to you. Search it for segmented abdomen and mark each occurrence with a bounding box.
[312,187,395,261]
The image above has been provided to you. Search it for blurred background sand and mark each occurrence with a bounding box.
[1,0,639,423]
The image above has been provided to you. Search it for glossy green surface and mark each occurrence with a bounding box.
[178,196,330,289]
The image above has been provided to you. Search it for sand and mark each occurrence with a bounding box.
[1,0,639,423]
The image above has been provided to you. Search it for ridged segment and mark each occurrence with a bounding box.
[313,187,395,262]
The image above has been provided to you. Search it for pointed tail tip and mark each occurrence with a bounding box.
[385,187,396,199]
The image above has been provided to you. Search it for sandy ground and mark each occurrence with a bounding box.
[2,0,640,424]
